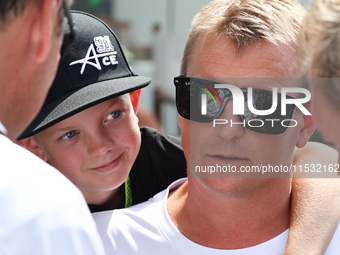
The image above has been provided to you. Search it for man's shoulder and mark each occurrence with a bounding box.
[93,182,167,227]
[0,135,88,224]
[93,191,163,254]
[93,178,187,254]
[0,135,79,194]
[110,178,186,218]
[0,135,105,254]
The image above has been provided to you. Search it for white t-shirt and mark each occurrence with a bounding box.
[0,122,7,134]
[0,135,105,255]
[93,178,340,255]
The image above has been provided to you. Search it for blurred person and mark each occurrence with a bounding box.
[93,0,340,254]
[298,0,340,160]
[286,2,340,253]
[0,1,105,254]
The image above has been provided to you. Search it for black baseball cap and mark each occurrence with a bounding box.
[18,11,151,139]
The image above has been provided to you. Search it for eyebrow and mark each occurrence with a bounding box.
[48,125,78,138]
[105,97,126,110]
[47,97,127,137]
[101,97,128,118]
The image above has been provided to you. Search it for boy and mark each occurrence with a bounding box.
[19,11,186,212]
[20,11,339,254]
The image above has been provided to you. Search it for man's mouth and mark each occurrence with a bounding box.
[217,156,241,159]
[212,155,246,160]
[206,154,249,165]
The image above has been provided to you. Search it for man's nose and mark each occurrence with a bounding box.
[214,99,245,140]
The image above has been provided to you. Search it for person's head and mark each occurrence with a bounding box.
[19,12,151,207]
[0,0,73,138]
[180,0,305,77]
[298,0,340,157]
[175,0,314,195]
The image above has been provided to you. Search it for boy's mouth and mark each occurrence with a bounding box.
[90,154,123,173]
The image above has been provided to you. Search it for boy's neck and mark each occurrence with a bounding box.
[81,185,123,210]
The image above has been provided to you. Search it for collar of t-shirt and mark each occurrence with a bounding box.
[0,122,7,135]
[155,178,289,255]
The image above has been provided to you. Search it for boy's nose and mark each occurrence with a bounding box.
[87,131,114,157]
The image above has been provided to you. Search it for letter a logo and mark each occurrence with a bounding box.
[69,36,118,75]
[70,44,102,74]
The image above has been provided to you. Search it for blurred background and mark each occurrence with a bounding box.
[71,0,318,139]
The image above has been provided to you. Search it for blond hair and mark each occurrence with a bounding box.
[298,0,340,110]
[180,0,305,76]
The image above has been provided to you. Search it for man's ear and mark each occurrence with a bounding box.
[30,0,63,62]
[296,103,316,148]
[20,137,48,162]
[130,89,141,114]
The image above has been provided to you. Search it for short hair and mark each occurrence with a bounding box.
[0,0,73,31]
[298,0,340,111]
[180,0,306,76]
[0,0,31,28]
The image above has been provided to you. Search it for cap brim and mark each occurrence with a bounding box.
[18,75,151,139]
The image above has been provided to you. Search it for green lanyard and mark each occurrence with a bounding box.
[124,175,132,208]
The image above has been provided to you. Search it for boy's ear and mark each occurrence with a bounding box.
[296,103,316,148]
[130,89,141,114]
[20,137,48,162]
[30,0,63,62]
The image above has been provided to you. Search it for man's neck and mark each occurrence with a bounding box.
[167,178,291,249]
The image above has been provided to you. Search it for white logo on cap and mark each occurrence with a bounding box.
[69,36,119,75]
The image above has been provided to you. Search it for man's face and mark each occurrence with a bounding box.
[180,34,306,194]
[1,1,65,138]
[33,95,141,201]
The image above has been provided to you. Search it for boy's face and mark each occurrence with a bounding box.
[33,94,141,200]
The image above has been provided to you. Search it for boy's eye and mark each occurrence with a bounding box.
[106,110,121,120]
[61,130,77,140]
